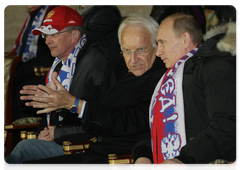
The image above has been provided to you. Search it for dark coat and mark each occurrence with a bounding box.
[133,23,236,163]
[82,56,166,156]
[32,56,166,163]
[82,5,122,59]
[176,33,236,164]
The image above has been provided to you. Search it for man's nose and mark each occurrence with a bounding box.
[45,35,52,44]
[131,52,139,63]
[156,45,163,57]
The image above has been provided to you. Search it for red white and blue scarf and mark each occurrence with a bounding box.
[13,6,49,62]
[46,34,87,126]
[150,47,198,163]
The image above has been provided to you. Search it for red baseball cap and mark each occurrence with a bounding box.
[32,6,83,35]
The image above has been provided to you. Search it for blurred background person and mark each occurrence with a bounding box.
[201,0,240,25]
[9,5,58,148]
[76,0,122,58]
[150,0,206,33]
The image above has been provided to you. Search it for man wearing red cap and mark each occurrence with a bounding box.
[7,6,107,163]
[28,5,105,134]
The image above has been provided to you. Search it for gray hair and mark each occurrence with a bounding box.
[66,26,84,37]
[118,13,159,49]
[163,13,204,47]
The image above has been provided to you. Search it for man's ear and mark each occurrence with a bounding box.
[72,30,80,42]
[182,32,191,48]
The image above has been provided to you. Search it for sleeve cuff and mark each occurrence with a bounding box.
[78,100,87,118]
[132,145,153,163]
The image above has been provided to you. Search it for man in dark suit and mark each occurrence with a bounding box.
[7,6,107,164]
[9,13,166,164]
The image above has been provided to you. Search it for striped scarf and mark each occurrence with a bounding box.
[150,47,198,163]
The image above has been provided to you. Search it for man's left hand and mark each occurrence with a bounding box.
[161,158,183,164]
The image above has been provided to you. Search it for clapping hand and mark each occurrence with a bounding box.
[20,72,57,105]
[29,72,75,114]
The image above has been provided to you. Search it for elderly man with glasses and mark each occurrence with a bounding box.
[8,13,166,164]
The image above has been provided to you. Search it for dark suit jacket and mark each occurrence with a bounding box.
[36,40,107,135]
[54,55,166,156]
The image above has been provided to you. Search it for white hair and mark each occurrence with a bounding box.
[118,13,159,49]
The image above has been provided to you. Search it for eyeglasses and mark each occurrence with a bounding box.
[41,29,74,39]
[122,45,153,57]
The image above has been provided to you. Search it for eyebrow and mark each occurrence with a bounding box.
[156,38,165,42]
[122,45,148,50]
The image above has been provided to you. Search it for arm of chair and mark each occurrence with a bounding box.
[62,138,132,164]
[63,137,97,155]
[108,154,133,164]
[34,66,50,76]
[20,131,36,140]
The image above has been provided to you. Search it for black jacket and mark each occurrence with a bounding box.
[83,56,166,156]
[133,22,236,163]
[36,40,107,135]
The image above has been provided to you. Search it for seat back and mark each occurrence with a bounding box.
[0,52,17,124]
[4,55,44,156]
[4,56,22,125]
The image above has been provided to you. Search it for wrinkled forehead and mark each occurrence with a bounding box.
[122,25,152,48]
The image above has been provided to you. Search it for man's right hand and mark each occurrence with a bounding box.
[38,127,55,142]
[20,85,45,100]
[133,157,152,170]
[20,72,58,106]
